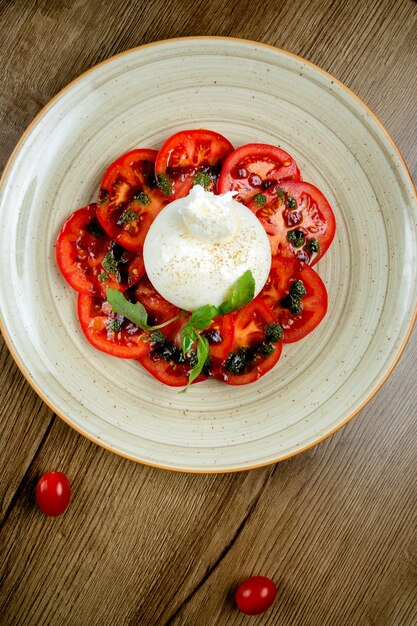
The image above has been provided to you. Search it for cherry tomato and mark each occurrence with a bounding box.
[248,181,336,265]
[235,576,277,615]
[216,298,282,385]
[218,143,301,203]
[36,472,71,517]
[97,149,169,252]
[260,256,328,343]
[56,204,145,297]
[154,129,234,199]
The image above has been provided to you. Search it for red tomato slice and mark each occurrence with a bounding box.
[216,298,282,385]
[56,204,145,296]
[134,275,180,326]
[138,317,207,387]
[154,129,234,199]
[201,314,235,370]
[96,149,168,252]
[248,181,336,265]
[218,143,301,203]
[260,256,328,343]
[78,293,151,358]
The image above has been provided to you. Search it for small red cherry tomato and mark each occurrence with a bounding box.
[36,472,71,517]
[235,576,277,615]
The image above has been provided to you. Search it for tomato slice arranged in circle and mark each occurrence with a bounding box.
[77,274,182,359]
[133,275,180,326]
[248,181,336,265]
[56,204,145,296]
[201,313,235,371]
[97,149,169,252]
[154,129,234,200]
[216,298,282,385]
[259,256,328,343]
[138,316,207,387]
[78,293,151,359]
[138,311,234,386]
[218,143,301,203]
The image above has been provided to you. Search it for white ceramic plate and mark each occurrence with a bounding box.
[1,38,416,472]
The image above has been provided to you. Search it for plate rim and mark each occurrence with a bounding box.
[1,35,416,473]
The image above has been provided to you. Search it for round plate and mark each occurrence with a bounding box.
[1,38,416,472]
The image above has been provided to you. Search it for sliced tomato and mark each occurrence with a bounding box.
[96,149,169,252]
[201,314,235,370]
[77,294,150,358]
[154,129,234,199]
[134,275,180,326]
[218,143,301,203]
[138,317,207,387]
[56,204,145,296]
[216,298,282,385]
[77,274,182,358]
[247,181,336,265]
[259,256,328,343]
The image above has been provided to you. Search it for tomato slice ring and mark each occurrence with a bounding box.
[96,149,168,252]
[154,129,234,199]
[56,204,145,296]
[248,181,336,265]
[55,129,334,387]
[77,276,182,359]
[216,298,282,385]
[218,143,301,203]
[77,294,151,359]
[259,256,328,343]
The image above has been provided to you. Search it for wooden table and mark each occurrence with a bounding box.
[1,1,416,624]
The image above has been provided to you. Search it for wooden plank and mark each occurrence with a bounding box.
[0,337,54,523]
[0,418,274,625]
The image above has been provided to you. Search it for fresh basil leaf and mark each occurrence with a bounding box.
[106,289,150,330]
[181,324,198,357]
[218,269,255,315]
[230,269,255,309]
[188,335,209,384]
[189,304,218,330]
[107,289,181,332]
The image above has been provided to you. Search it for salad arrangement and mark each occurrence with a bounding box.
[56,129,335,387]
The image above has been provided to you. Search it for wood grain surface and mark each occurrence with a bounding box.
[1,0,416,624]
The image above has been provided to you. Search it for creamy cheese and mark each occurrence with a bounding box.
[143,185,271,311]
